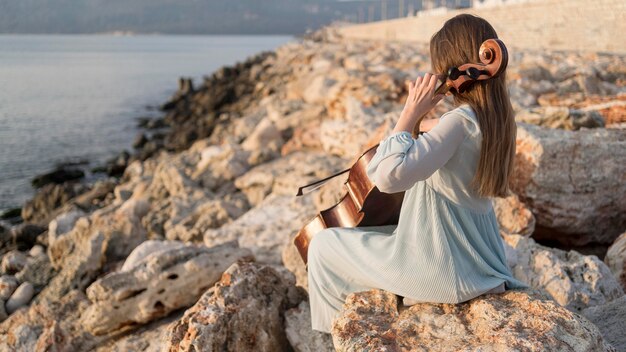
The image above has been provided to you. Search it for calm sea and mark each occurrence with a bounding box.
[0,34,293,213]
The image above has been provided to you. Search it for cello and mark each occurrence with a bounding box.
[293,38,509,266]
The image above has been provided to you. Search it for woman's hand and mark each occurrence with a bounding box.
[393,73,445,134]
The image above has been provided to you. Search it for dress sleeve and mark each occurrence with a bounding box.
[365,112,468,193]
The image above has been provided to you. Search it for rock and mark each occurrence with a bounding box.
[6,282,35,314]
[31,167,84,188]
[15,253,55,293]
[582,295,626,352]
[319,96,385,158]
[492,192,536,236]
[106,150,131,176]
[190,142,251,191]
[285,300,334,352]
[240,116,284,164]
[21,182,88,224]
[503,234,624,312]
[234,150,346,207]
[282,236,308,291]
[1,250,27,275]
[301,75,341,105]
[37,197,148,303]
[48,209,86,246]
[162,260,307,351]
[0,299,6,322]
[72,179,117,210]
[605,231,626,291]
[0,290,97,351]
[81,241,253,335]
[511,122,626,246]
[0,275,19,301]
[204,193,317,264]
[516,106,604,130]
[8,223,46,251]
[163,195,249,243]
[91,312,181,352]
[120,239,186,272]
[331,288,615,351]
[133,133,148,149]
[281,120,323,155]
[28,245,45,258]
[0,207,21,221]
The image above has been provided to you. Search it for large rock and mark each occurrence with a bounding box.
[162,260,307,351]
[5,282,34,314]
[503,234,624,312]
[80,240,252,335]
[0,290,97,351]
[284,300,335,352]
[21,182,88,224]
[492,192,536,236]
[204,193,317,264]
[515,106,604,130]
[582,295,626,352]
[91,312,182,352]
[331,288,616,351]
[604,231,626,291]
[319,96,386,158]
[282,236,308,291]
[511,122,626,246]
[234,151,346,207]
[36,198,149,303]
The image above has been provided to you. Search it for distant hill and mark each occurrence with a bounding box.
[0,0,423,35]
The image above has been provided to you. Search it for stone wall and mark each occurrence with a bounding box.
[337,0,626,54]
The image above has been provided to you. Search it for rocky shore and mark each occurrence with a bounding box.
[0,25,625,351]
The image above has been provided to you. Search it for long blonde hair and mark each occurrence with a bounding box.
[430,14,516,198]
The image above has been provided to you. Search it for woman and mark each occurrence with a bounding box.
[306,13,529,334]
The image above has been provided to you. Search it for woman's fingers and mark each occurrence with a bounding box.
[426,74,439,95]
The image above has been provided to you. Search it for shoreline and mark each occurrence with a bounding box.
[0,34,294,218]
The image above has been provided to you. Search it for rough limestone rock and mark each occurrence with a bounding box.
[92,312,182,352]
[282,236,308,291]
[240,116,284,165]
[503,234,624,312]
[204,193,317,264]
[15,252,56,294]
[234,150,346,207]
[162,260,307,352]
[5,282,35,314]
[510,122,626,246]
[331,288,616,352]
[515,106,605,130]
[191,142,252,191]
[81,240,253,335]
[492,192,536,236]
[604,231,626,291]
[163,195,249,242]
[37,197,149,303]
[0,300,6,322]
[0,250,27,275]
[47,209,86,244]
[120,240,186,272]
[0,290,97,351]
[285,300,334,352]
[319,96,386,158]
[0,275,19,301]
[582,295,626,352]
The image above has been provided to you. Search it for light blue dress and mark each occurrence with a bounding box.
[306,103,529,333]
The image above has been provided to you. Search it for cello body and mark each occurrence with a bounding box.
[293,143,405,266]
